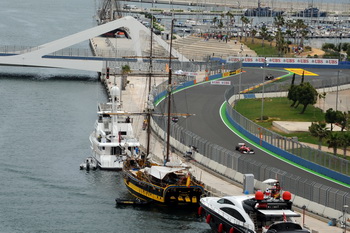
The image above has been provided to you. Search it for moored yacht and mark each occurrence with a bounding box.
[199,183,310,233]
[89,85,140,170]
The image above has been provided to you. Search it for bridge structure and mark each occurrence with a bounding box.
[0,16,188,73]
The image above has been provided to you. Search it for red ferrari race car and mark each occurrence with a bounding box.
[235,143,255,154]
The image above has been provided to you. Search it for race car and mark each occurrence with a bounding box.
[235,143,255,154]
[265,74,274,80]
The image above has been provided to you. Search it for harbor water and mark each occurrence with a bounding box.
[0,0,209,232]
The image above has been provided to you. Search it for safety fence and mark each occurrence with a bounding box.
[151,65,349,214]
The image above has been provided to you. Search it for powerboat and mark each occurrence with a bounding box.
[199,186,310,233]
[89,85,140,170]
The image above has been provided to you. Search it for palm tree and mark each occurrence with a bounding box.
[226,11,234,41]
[275,29,286,54]
[327,132,342,155]
[212,17,218,27]
[318,92,326,110]
[240,16,250,42]
[299,28,309,48]
[309,122,330,150]
[268,34,274,47]
[339,132,350,157]
[121,64,131,90]
[285,19,295,44]
[251,29,257,44]
[274,16,285,56]
[294,19,307,47]
[260,25,269,47]
[325,108,337,131]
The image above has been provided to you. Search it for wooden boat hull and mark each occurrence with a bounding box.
[123,171,204,205]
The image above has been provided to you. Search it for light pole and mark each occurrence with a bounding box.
[260,58,267,121]
[238,51,243,101]
[344,204,348,233]
[302,205,306,227]
[336,70,341,111]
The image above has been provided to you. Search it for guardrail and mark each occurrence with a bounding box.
[151,65,349,216]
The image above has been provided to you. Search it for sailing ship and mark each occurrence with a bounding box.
[122,19,205,205]
[88,84,140,170]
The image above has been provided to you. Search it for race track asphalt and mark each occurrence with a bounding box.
[158,67,350,193]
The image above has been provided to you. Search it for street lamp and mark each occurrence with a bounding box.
[238,50,243,101]
[336,70,341,112]
[302,205,306,227]
[260,58,267,121]
[343,204,348,233]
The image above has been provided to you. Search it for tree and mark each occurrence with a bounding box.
[345,111,350,131]
[335,111,346,131]
[259,25,269,47]
[251,29,257,44]
[226,11,234,41]
[121,65,132,90]
[285,19,295,44]
[325,108,337,131]
[309,122,330,150]
[301,71,305,84]
[240,16,250,42]
[287,84,300,107]
[327,132,342,155]
[291,73,296,85]
[294,19,307,47]
[339,132,350,157]
[274,15,285,56]
[296,82,318,114]
[212,17,218,26]
[317,92,326,110]
[122,64,131,75]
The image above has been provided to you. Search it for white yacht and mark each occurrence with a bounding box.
[89,85,140,170]
[199,180,310,233]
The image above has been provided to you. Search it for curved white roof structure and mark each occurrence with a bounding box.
[0,16,187,72]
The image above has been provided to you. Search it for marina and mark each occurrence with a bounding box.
[0,0,349,232]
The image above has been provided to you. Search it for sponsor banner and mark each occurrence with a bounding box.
[226,57,339,65]
[211,80,231,85]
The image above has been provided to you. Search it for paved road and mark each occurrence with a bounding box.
[159,67,350,193]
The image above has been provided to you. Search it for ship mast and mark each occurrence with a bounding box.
[165,19,175,162]
[145,16,154,158]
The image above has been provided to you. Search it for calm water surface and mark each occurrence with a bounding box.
[0,1,209,232]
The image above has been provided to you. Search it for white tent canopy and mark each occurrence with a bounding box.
[144,166,184,180]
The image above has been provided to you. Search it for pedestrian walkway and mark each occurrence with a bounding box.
[104,74,347,233]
